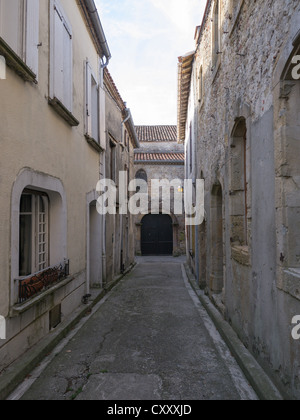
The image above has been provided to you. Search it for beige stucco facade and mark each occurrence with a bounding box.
[0,0,112,371]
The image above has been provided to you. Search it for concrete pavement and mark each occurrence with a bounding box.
[9,257,258,400]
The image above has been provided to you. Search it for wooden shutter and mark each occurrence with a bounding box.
[86,62,99,140]
[26,0,39,75]
[0,0,21,54]
[50,1,73,111]
[62,18,72,111]
[91,76,99,141]
[86,61,92,135]
[53,5,64,103]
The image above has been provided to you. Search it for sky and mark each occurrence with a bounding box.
[95,0,207,126]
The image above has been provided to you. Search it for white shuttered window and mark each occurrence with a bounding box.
[86,61,100,143]
[0,0,39,75]
[50,0,73,111]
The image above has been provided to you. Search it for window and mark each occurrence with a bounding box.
[19,191,49,277]
[230,117,248,247]
[0,0,39,77]
[135,169,148,193]
[212,0,221,69]
[135,169,148,184]
[50,0,73,113]
[86,61,100,143]
[11,169,68,306]
[278,34,300,271]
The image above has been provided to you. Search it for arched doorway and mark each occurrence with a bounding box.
[210,184,224,294]
[141,214,173,256]
[89,200,102,288]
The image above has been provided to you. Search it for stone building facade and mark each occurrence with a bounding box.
[134,126,186,256]
[0,0,137,374]
[178,0,300,399]
[103,68,139,283]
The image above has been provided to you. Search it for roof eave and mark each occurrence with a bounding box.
[177,51,195,143]
[78,0,111,62]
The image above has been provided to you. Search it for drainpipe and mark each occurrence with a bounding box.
[119,109,131,274]
[82,0,111,65]
[122,108,140,148]
[101,151,107,286]
[195,224,200,286]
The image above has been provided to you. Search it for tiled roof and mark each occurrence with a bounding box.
[104,68,126,111]
[103,68,139,147]
[177,51,195,142]
[135,126,177,142]
[134,152,185,164]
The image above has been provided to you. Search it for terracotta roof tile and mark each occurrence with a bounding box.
[104,68,126,111]
[134,152,185,164]
[135,126,177,142]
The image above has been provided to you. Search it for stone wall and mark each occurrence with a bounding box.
[134,140,186,256]
[104,88,136,284]
[186,0,300,399]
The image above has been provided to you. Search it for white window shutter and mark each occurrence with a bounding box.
[26,0,39,75]
[86,62,92,117]
[99,83,106,150]
[51,2,73,111]
[62,22,72,111]
[86,62,92,135]
[53,5,64,103]
[0,0,21,55]
[91,77,99,141]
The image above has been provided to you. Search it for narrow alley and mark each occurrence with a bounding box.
[10,257,257,401]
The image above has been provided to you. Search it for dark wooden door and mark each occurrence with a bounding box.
[141,214,173,256]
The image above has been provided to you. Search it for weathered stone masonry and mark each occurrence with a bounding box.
[180,0,300,399]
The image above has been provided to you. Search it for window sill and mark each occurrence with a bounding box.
[0,37,37,84]
[10,274,75,317]
[85,134,104,153]
[231,245,250,266]
[48,97,79,127]
[279,268,300,301]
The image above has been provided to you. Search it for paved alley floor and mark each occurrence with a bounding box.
[12,257,257,400]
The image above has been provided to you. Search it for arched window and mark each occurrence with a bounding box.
[11,169,67,306]
[279,32,300,270]
[135,169,148,193]
[135,169,147,183]
[230,117,248,246]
